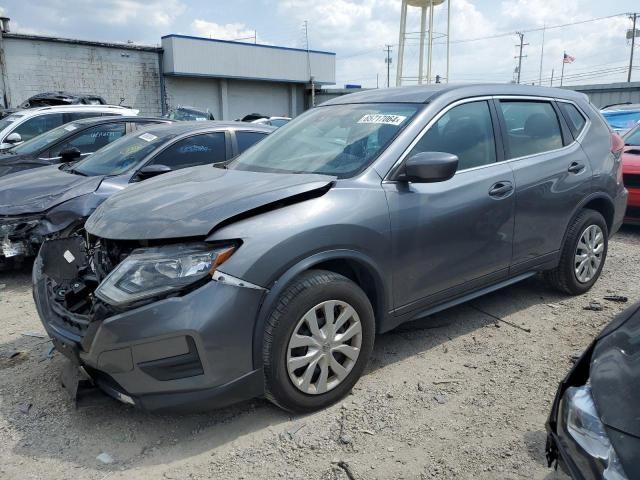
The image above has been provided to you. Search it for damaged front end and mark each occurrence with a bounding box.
[0,215,43,260]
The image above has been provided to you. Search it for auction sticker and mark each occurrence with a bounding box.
[139,132,158,142]
[64,124,78,131]
[358,114,407,126]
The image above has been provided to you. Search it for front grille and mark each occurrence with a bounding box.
[626,205,640,219]
[623,174,640,189]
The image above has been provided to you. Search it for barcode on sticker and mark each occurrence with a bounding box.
[358,114,407,126]
[139,133,157,142]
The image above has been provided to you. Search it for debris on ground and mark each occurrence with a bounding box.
[603,295,628,303]
[21,332,46,339]
[583,301,604,311]
[96,453,115,465]
[434,394,448,404]
[17,403,32,414]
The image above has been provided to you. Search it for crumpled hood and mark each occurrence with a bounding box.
[590,303,640,439]
[85,166,335,240]
[0,165,103,216]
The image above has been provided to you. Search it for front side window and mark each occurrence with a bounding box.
[51,123,126,157]
[624,125,640,146]
[12,113,65,142]
[228,103,420,178]
[499,101,563,159]
[149,133,226,169]
[407,101,497,171]
[73,131,174,176]
[236,131,268,154]
[558,102,587,138]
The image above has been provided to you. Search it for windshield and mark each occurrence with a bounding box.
[228,103,420,178]
[624,125,640,146]
[72,131,171,176]
[11,123,79,155]
[0,114,24,134]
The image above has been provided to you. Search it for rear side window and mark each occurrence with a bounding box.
[51,123,126,157]
[236,131,268,154]
[12,113,65,142]
[408,100,497,171]
[499,101,563,159]
[558,102,587,138]
[149,132,226,170]
[67,112,104,122]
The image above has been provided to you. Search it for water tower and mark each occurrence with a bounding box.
[396,0,451,86]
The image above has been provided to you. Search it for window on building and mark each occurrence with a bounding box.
[407,100,497,171]
[149,133,226,170]
[499,101,563,159]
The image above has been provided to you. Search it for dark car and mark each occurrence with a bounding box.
[0,121,273,265]
[546,302,640,480]
[0,116,172,178]
[34,84,626,413]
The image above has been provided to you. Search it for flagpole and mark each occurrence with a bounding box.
[560,51,566,87]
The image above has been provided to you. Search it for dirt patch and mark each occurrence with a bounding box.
[2,228,640,479]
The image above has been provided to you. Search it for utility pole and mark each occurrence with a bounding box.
[629,13,638,83]
[550,68,554,87]
[514,32,528,84]
[538,25,546,86]
[384,44,392,88]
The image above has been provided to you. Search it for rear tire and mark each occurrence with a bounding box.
[545,209,608,295]
[263,270,375,413]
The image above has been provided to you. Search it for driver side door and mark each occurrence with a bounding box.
[383,99,516,315]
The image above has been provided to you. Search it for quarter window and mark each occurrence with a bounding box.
[12,113,65,142]
[236,131,267,154]
[558,102,587,138]
[499,101,563,159]
[149,133,226,170]
[408,100,497,171]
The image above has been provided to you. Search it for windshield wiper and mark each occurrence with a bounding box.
[67,167,87,176]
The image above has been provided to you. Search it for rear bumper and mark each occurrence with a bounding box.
[612,187,629,233]
[33,257,268,412]
[623,187,640,224]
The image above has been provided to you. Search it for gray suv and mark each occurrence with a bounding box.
[34,84,627,413]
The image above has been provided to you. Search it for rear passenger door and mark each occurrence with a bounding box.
[146,132,228,170]
[385,99,516,312]
[496,98,592,272]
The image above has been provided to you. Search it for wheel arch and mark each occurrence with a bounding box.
[252,250,389,369]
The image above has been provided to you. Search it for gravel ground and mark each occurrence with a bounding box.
[2,228,640,480]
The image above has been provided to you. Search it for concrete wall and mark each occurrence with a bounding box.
[165,76,305,120]
[567,81,640,108]
[0,35,162,116]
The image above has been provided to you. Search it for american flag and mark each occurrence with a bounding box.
[563,53,576,64]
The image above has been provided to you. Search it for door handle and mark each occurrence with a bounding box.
[488,181,513,198]
[567,162,585,174]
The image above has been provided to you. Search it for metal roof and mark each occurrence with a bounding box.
[140,120,276,136]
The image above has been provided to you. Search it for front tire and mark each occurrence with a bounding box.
[263,270,375,413]
[545,209,608,295]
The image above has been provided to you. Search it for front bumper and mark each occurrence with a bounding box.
[33,258,268,411]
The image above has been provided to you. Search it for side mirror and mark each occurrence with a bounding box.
[5,132,22,144]
[136,164,172,180]
[59,147,82,161]
[398,152,458,183]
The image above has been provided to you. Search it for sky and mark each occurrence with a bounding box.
[2,0,639,88]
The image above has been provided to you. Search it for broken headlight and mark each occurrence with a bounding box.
[95,243,236,307]
[563,385,629,480]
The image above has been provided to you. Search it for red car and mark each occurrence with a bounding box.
[623,124,640,223]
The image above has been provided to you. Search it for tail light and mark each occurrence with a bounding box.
[611,132,624,184]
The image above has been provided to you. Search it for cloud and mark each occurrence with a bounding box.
[190,19,256,41]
